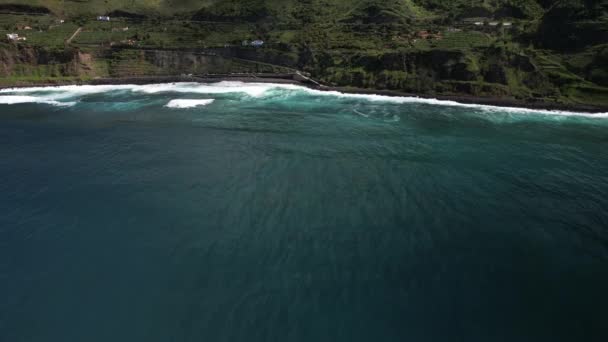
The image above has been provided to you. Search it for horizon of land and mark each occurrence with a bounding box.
[0,0,607,112]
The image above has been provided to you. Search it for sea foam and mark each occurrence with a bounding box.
[165,99,215,108]
[1,82,606,117]
[0,82,279,98]
[0,95,76,107]
[293,88,608,118]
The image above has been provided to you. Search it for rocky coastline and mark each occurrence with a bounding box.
[1,74,606,114]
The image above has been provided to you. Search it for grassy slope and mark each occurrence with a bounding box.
[0,0,546,16]
[0,0,213,16]
[412,0,544,18]
[0,0,432,19]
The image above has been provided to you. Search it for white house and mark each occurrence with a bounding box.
[6,33,26,41]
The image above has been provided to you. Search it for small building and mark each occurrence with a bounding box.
[503,22,512,27]
[474,22,484,26]
[6,33,26,41]
[97,16,110,22]
[6,33,18,40]
[250,40,264,47]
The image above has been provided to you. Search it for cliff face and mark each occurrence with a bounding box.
[298,48,549,99]
[143,49,291,74]
[0,44,96,82]
[0,45,291,85]
[196,45,562,100]
[104,49,216,77]
[1,43,607,109]
[105,48,292,76]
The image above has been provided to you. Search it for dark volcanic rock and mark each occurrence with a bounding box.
[107,10,147,20]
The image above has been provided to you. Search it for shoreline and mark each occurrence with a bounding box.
[1,75,606,114]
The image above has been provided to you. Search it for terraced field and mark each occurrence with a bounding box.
[411,31,493,50]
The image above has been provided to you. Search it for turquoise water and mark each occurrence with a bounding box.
[1,82,607,341]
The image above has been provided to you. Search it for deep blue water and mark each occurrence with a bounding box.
[1,83,608,341]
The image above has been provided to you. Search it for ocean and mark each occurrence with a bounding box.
[1,82,607,341]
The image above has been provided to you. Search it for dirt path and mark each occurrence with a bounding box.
[66,27,82,44]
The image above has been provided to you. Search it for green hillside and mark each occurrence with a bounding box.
[0,0,607,109]
[413,0,544,18]
[0,0,545,19]
[0,0,211,16]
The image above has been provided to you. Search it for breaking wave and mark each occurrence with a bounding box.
[165,99,215,108]
[0,95,76,107]
[1,82,606,117]
[0,82,283,98]
[294,88,608,118]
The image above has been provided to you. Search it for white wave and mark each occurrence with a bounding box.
[134,82,275,97]
[295,88,608,118]
[165,99,215,108]
[0,81,280,98]
[474,105,608,118]
[0,95,76,107]
[1,82,606,117]
[0,84,133,96]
